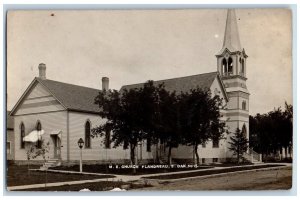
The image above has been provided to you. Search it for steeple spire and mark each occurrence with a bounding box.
[219,9,242,54]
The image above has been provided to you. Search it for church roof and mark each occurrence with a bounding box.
[36,78,101,113]
[217,9,242,55]
[120,71,221,95]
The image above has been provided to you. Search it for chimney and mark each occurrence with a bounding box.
[102,77,109,91]
[38,63,46,79]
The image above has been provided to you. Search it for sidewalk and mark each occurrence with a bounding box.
[7,162,291,191]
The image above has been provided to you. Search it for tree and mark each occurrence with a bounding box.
[228,128,249,164]
[249,102,293,161]
[92,81,160,173]
[155,88,181,165]
[180,88,226,165]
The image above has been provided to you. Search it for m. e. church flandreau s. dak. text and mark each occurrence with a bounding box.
[10,9,257,166]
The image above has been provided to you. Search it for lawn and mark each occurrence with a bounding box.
[6,164,115,187]
[52,164,213,175]
[144,164,285,180]
[17,181,126,191]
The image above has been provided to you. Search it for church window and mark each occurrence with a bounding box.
[20,123,25,149]
[228,57,233,75]
[222,58,227,75]
[146,138,151,152]
[36,121,42,148]
[105,128,111,149]
[85,121,91,148]
[242,124,247,138]
[241,59,245,76]
[202,142,206,148]
[123,140,129,150]
[212,138,219,148]
[242,101,246,110]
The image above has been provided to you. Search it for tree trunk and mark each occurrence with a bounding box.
[156,143,159,163]
[130,144,136,174]
[237,144,240,164]
[168,145,172,166]
[194,144,200,166]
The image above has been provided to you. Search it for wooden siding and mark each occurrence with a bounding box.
[7,130,15,160]
[172,139,227,160]
[15,83,65,116]
[68,111,155,161]
[14,111,68,161]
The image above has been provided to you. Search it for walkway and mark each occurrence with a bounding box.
[7,163,290,191]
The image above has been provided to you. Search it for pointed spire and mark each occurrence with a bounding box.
[218,9,242,54]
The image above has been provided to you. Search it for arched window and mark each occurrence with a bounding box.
[105,128,111,149]
[222,58,227,75]
[228,57,233,75]
[36,121,42,148]
[85,121,91,148]
[242,101,246,110]
[20,123,25,149]
[242,124,247,138]
[241,59,245,75]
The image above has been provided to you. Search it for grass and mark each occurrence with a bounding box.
[17,181,126,191]
[6,164,115,187]
[52,164,212,175]
[144,164,285,180]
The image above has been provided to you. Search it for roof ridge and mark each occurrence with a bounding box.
[122,71,218,88]
[36,77,100,91]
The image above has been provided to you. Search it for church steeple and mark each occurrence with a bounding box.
[216,9,247,78]
[220,9,242,53]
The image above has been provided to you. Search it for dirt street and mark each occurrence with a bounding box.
[139,166,292,191]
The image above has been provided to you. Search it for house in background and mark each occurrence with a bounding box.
[7,111,15,161]
[9,9,260,166]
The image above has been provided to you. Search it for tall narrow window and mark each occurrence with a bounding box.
[36,121,42,148]
[228,57,233,75]
[222,58,227,75]
[242,101,246,110]
[105,129,111,149]
[241,59,245,76]
[146,138,151,152]
[85,121,91,148]
[20,123,25,149]
[242,124,247,138]
[123,140,129,150]
[212,138,219,148]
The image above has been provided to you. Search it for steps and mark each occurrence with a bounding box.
[40,159,61,170]
[244,148,263,164]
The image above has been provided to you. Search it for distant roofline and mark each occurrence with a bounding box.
[121,71,218,89]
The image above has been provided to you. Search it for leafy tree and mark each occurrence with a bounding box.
[92,81,160,173]
[249,102,293,160]
[155,88,181,165]
[180,88,226,165]
[228,128,249,164]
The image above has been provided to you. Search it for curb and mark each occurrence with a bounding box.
[142,165,291,185]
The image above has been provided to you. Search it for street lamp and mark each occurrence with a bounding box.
[77,138,84,173]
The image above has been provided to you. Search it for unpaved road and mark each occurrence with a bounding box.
[138,166,292,191]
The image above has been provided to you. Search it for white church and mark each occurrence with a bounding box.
[10,9,261,166]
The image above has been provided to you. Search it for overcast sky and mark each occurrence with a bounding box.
[7,9,292,115]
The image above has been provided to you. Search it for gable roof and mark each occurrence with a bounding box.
[11,78,101,115]
[36,78,101,113]
[120,71,228,101]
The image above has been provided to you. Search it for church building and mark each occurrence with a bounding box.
[10,9,258,166]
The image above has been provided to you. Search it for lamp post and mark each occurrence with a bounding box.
[77,138,84,173]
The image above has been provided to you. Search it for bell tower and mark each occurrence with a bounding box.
[216,9,250,157]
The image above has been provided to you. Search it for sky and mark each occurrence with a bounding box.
[7,9,292,115]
